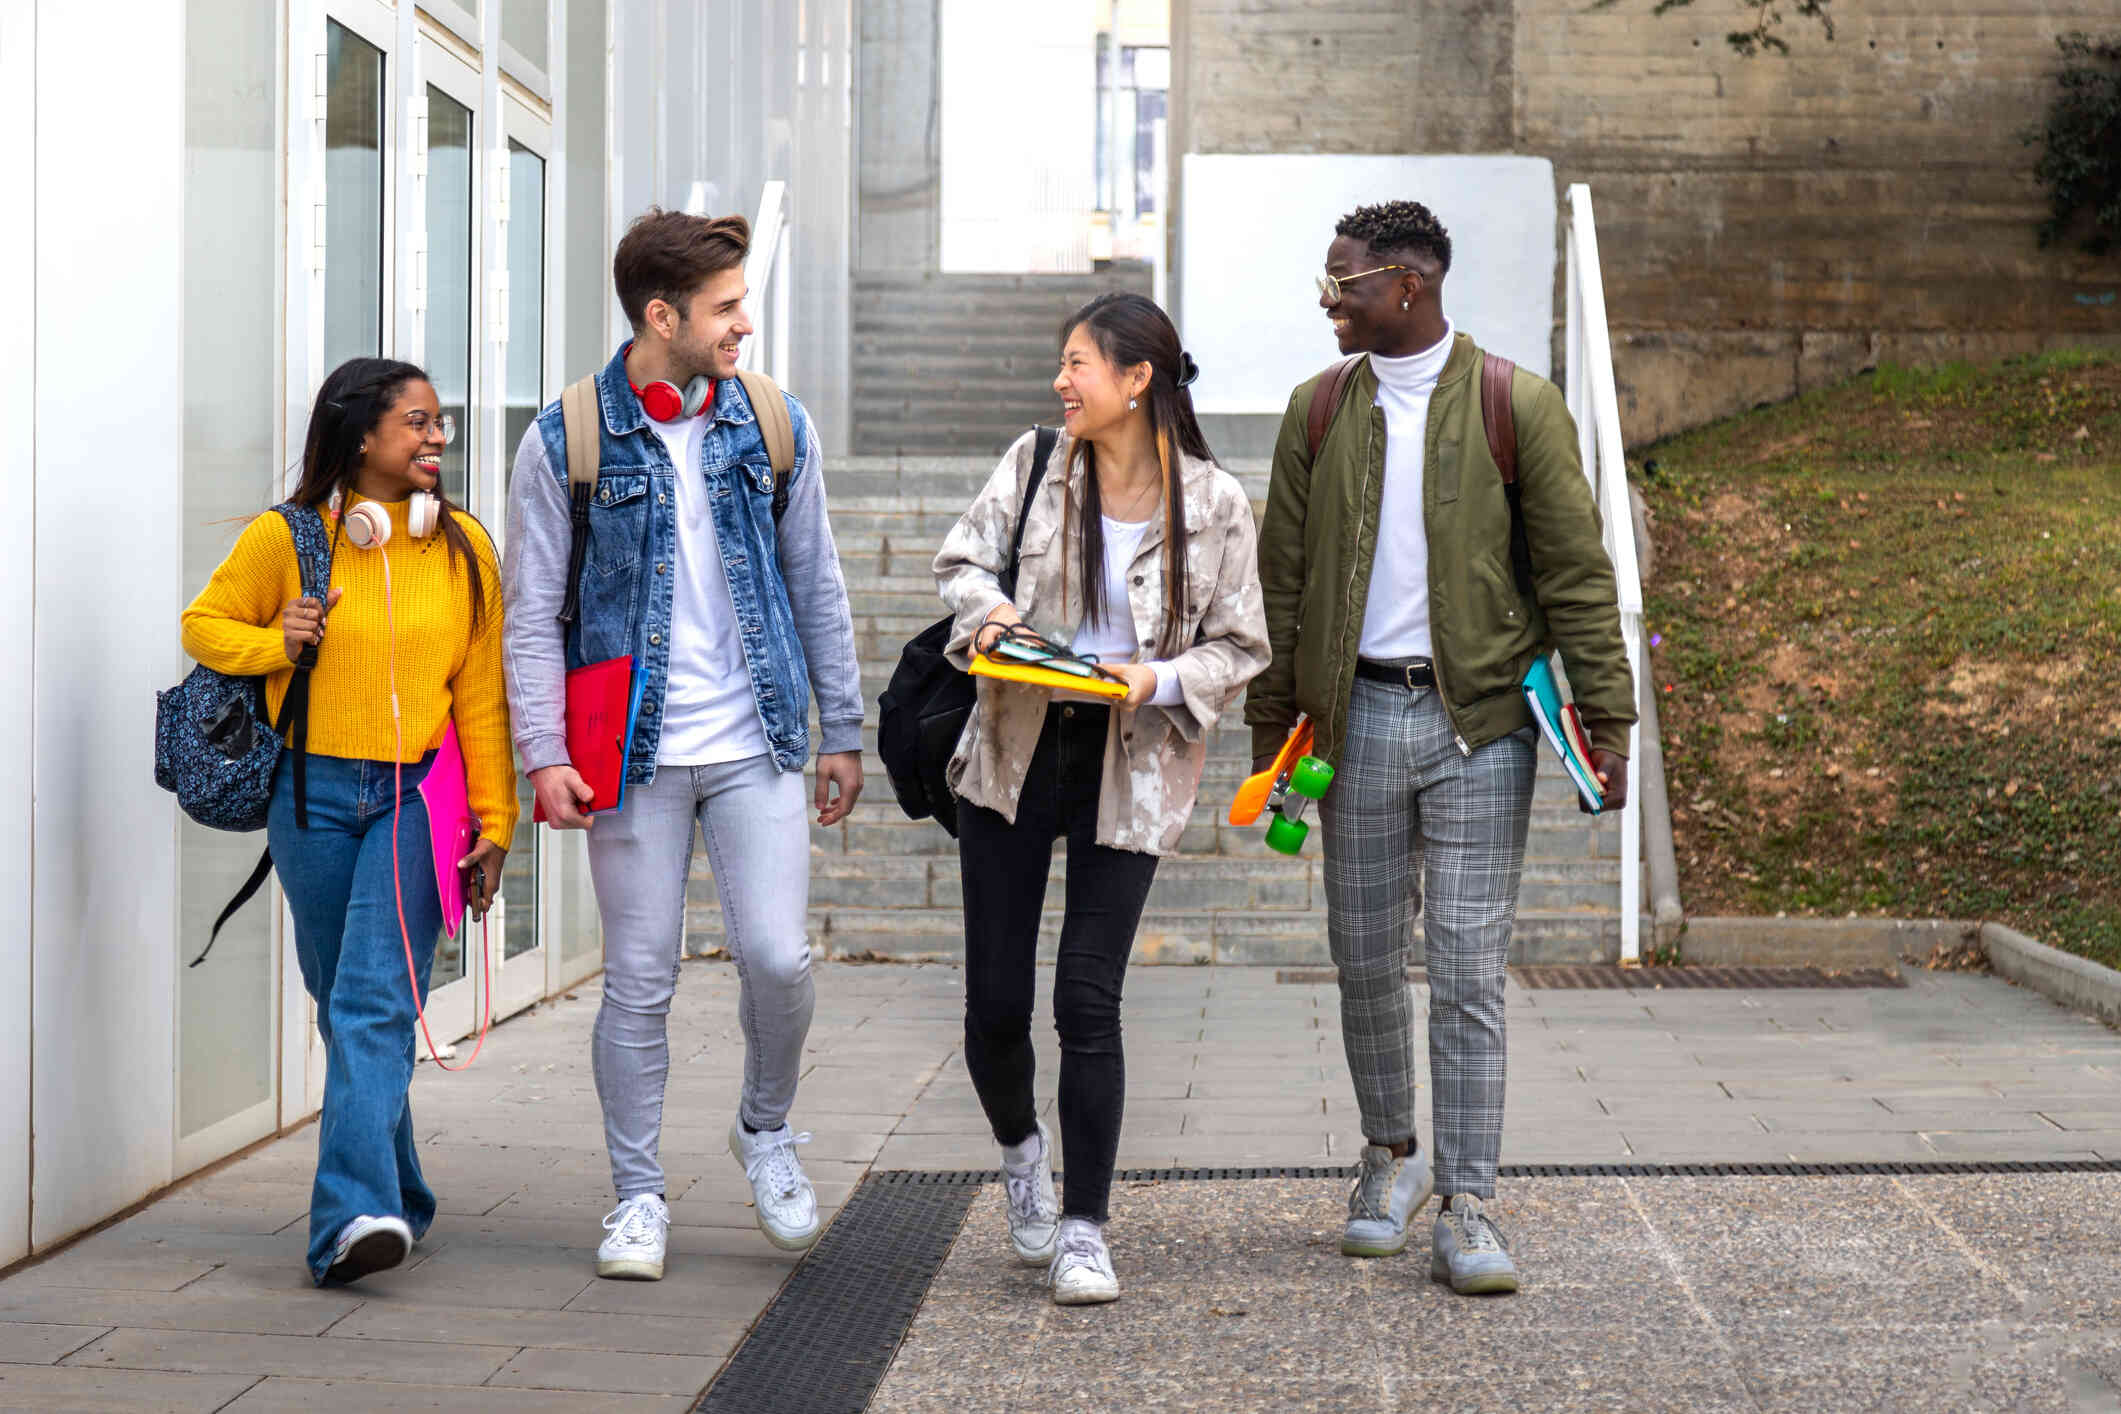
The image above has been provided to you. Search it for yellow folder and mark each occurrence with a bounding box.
[969,653,1129,699]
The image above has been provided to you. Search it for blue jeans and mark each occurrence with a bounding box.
[268,750,442,1284]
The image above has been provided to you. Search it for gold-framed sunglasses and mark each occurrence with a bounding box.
[1315,265,1412,304]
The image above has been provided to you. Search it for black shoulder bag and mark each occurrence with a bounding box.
[876,426,1057,839]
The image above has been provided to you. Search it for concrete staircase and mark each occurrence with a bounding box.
[684,455,1636,965]
[851,264,1154,456]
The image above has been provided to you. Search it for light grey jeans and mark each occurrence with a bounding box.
[1318,678,1535,1198]
[586,754,814,1200]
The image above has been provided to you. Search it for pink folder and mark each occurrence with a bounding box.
[418,719,477,939]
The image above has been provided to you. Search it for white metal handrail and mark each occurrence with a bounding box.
[739,179,792,388]
[1562,184,1647,964]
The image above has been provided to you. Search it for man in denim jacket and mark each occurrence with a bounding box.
[502,208,862,1281]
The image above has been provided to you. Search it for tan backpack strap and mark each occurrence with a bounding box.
[560,375,602,490]
[555,375,602,630]
[1480,353,1519,486]
[1305,355,1364,462]
[735,370,796,478]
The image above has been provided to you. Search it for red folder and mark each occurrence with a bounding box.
[533,655,640,822]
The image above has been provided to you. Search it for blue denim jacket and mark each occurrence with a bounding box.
[501,345,863,783]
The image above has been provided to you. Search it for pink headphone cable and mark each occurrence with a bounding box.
[380,550,494,1071]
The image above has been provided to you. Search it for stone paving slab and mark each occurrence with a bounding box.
[866,1173,2121,1414]
[3,960,2119,1411]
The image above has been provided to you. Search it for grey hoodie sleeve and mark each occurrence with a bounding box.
[775,417,865,756]
[501,426,574,775]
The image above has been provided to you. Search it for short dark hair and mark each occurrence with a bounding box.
[612,208,750,330]
[1335,200,1452,276]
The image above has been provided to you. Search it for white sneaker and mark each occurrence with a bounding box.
[325,1214,411,1285]
[597,1193,670,1281]
[729,1120,821,1251]
[1048,1216,1120,1306]
[1001,1122,1059,1265]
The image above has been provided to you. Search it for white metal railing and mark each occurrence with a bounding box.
[739,179,792,388]
[1562,183,1647,964]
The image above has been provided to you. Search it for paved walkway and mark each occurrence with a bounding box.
[1,961,2118,1410]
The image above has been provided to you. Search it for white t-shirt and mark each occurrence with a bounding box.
[1070,514,1183,707]
[650,411,771,765]
[1357,323,1455,660]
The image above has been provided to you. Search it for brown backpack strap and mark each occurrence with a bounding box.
[1481,353,1519,485]
[1304,355,1364,461]
[735,368,796,473]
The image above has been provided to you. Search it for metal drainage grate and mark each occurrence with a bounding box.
[693,1169,977,1414]
[1275,965,1904,990]
[875,1159,2121,1187]
[705,1158,2119,1409]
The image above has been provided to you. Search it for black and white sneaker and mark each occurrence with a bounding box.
[324,1214,412,1285]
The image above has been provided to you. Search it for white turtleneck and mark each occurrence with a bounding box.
[1357,323,1454,660]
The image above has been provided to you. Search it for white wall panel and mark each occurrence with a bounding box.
[0,0,38,1272]
[30,0,183,1248]
[1180,155,1556,415]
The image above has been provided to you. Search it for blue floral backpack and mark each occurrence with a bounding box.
[154,502,334,964]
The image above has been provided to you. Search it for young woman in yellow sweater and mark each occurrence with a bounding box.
[182,357,515,1286]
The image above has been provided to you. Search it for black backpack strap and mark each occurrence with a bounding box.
[191,846,274,968]
[1000,426,1059,597]
[274,504,334,829]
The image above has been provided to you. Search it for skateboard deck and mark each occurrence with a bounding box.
[969,652,1130,700]
[1229,717,1316,826]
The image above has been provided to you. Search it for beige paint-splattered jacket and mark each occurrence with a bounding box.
[933,429,1271,856]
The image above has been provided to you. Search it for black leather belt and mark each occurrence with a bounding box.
[1355,658,1436,689]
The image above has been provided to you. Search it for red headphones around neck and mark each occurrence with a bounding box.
[624,343,714,422]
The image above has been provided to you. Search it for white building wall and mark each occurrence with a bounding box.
[0,0,37,1273]
[29,0,186,1248]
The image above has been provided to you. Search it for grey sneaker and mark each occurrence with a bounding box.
[1048,1217,1120,1306]
[1431,1193,1520,1294]
[1001,1122,1059,1265]
[1341,1143,1435,1257]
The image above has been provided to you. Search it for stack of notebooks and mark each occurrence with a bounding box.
[1521,654,1605,814]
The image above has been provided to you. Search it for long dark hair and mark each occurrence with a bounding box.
[1058,293,1214,660]
[292,357,489,630]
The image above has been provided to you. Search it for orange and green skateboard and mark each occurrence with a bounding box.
[1227,717,1335,856]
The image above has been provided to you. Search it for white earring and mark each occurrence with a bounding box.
[1401,300,1410,311]
[1128,398,1138,411]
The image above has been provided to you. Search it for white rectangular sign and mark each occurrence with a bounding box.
[1180,155,1557,415]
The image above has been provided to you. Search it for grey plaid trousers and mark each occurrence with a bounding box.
[1317,676,1535,1198]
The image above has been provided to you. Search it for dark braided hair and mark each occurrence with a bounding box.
[1335,200,1452,276]
[290,357,491,631]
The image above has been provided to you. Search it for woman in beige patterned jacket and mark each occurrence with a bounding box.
[932,292,1269,1307]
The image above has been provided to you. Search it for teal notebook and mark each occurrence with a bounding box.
[1521,655,1605,814]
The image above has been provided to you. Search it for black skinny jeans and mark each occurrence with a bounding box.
[958,702,1160,1223]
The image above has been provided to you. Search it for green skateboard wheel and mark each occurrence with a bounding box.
[1289,756,1334,799]
[1264,811,1309,856]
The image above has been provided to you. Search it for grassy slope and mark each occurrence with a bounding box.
[1640,352,2121,968]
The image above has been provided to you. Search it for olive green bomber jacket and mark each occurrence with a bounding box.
[1244,332,1637,769]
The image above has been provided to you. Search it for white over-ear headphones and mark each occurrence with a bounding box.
[338,490,440,549]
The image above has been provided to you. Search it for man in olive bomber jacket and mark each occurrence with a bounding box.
[1246,199,1635,1295]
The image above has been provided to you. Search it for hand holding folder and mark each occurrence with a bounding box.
[532,655,642,825]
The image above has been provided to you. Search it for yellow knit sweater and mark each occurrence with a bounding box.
[181,497,519,849]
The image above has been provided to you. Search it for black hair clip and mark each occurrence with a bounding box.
[1177,352,1201,388]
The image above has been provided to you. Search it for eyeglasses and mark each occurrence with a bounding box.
[1315,265,1413,304]
[405,410,458,446]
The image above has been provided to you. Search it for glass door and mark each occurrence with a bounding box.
[413,31,488,1043]
[285,0,401,1116]
[489,94,554,1017]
